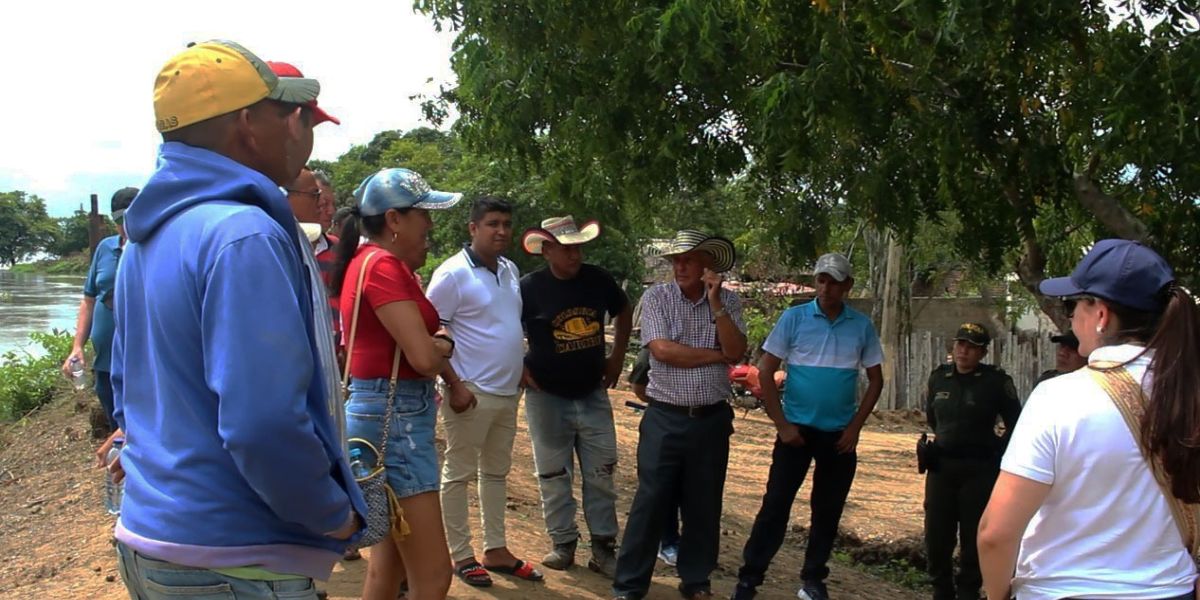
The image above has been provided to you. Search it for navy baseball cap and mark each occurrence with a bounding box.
[354,168,462,216]
[1038,239,1174,312]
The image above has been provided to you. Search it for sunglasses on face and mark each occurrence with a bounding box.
[1061,294,1095,319]
[286,188,322,202]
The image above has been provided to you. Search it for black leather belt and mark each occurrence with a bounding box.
[936,444,997,460]
[648,399,727,418]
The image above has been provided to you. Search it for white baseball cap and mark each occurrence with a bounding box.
[814,253,852,282]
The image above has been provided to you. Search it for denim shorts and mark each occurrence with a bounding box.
[345,378,440,499]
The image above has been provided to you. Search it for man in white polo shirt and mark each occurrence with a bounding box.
[427,196,543,586]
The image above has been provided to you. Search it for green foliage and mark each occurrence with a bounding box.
[0,331,75,420]
[417,0,1200,318]
[0,191,57,267]
[316,127,651,288]
[49,209,117,258]
[739,289,791,354]
[9,254,92,275]
[832,550,930,591]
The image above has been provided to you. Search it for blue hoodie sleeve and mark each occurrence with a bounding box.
[111,291,126,432]
[202,231,352,536]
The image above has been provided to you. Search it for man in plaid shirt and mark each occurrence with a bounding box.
[612,230,747,600]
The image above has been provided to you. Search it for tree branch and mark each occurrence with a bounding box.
[1073,158,1149,241]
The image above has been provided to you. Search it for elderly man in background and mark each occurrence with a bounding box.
[612,230,747,600]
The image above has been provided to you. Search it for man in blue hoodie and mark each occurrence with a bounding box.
[109,40,366,600]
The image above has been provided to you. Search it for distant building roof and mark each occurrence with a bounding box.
[725,281,814,296]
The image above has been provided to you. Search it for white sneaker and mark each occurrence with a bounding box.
[797,580,829,600]
[657,544,678,567]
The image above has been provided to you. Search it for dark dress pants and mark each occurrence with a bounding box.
[737,427,858,587]
[924,457,999,600]
[612,402,733,599]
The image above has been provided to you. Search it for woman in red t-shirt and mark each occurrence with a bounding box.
[329,168,465,600]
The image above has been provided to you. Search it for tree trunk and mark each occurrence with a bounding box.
[863,226,887,325]
[1005,183,1070,332]
[878,231,904,410]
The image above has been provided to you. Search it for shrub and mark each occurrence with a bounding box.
[0,330,76,419]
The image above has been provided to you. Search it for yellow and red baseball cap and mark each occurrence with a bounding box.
[153,40,323,133]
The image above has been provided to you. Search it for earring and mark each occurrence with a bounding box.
[1095,324,1103,334]
[391,231,398,244]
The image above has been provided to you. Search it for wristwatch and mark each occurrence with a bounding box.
[711,307,729,322]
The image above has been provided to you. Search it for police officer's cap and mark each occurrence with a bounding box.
[1049,330,1080,349]
[953,322,991,346]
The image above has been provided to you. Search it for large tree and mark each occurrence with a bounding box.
[311,128,650,285]
[0,191,57,267]
[417,0,1200,324]
[48,209,116,258]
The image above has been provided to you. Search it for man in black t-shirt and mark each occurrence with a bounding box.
[519,216,633,577]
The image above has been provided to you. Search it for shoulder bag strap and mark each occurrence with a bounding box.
[340,250,381,394]
[375,344,403,471]
[341,249,405,472]
[1088,363,1200,557]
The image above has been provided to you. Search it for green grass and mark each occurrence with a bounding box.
[9,254,91,275]
[0,331,77,420]
[832,550,931,592]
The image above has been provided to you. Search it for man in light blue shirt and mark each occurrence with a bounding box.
[731,253,884,600]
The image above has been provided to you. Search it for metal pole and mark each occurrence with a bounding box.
[88,193,101,255]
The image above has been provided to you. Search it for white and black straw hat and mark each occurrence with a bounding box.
[521,215,602,255]
[656,229,737,273]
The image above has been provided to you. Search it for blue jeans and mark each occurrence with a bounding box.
[95,369,117,432]
[115,542,317,599]
[345,378,440,498]
[524,386,619,544]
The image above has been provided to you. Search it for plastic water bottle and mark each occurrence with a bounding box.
[69,357,87,390]
[104,438,124,515]
[348,447,371,479]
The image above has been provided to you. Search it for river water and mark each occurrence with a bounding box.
[0,270,85,359]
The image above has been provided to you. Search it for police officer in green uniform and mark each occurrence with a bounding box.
[923,323,1022,600]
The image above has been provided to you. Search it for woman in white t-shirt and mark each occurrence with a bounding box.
[978,239,1199,600]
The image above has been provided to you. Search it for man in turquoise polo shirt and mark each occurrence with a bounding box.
[731,253,884,600]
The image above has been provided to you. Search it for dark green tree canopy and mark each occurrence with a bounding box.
[0,191,57,267]
[48,209,116,259]
[417,0,1200,320]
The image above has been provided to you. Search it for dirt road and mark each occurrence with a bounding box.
[0,391,929,599]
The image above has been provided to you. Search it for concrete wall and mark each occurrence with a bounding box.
[844,296,1003,339]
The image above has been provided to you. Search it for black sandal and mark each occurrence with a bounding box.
[455,560,493,587]
[484,559,544,582]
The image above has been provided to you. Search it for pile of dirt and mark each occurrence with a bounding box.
[791,524,927,572]
[867,409,928,434]
[0,390,932,599]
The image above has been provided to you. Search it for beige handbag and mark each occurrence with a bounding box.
[1088,364,1200,557]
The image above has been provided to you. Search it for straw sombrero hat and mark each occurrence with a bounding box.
[522,216,602,255]
[299,222,324,244]
[656,229,737,273]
